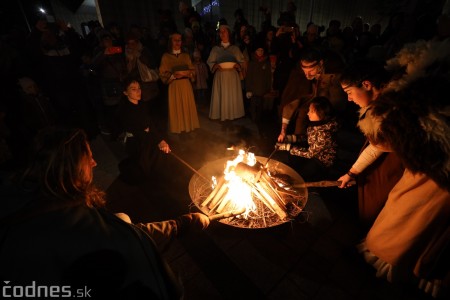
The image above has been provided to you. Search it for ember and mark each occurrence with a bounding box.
[189,151,308,228]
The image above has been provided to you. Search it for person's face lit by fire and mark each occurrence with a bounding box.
[255,48,264,58]
[307,103,320,121]
[171,33,182,51]
[80,143,97,185]
[301,60,324,80]
[123,81,141,104]
[219,27,230,43]
[341,80,375,108]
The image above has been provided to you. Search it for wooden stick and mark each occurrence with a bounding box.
[208,208,246,221]
[208,184,229,211]
[251,186,276,214]
[261,172,286,206]
[201,177,225,207]
[255,182,287,219]
[293,180,356,188]
[259,181,287,213]
[215,196,233,214]
[170,151,209,183]
[276,189,301,197]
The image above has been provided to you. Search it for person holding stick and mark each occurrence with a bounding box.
[0,126,210,299]
[117,77,171,184]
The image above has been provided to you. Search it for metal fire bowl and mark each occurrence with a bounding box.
[189,156,308,229]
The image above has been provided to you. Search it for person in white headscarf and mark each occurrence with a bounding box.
[207,25,245,126]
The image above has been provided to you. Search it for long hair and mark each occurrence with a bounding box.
[21,127,106,207]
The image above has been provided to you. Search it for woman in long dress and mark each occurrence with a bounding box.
[207,25,245,121]
[159,33,199,134]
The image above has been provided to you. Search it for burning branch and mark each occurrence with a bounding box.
[189,150,308,229]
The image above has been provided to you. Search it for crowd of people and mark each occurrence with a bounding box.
[1,2,449,299]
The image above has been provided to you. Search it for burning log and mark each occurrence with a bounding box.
[189,154,309,229]
[207,182,229,211]
[233,161,288,219]
[255,182,287,219]
[260,172,286,206]
[233,162,263,183]
[201,177,226,207]
[215,196,236,214]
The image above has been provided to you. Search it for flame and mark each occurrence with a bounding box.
[211,176,217,189]
[215,149,257,218]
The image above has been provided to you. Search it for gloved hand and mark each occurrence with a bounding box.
[176,213,210,236]
[246,91,253,99]
[283,134,298,143]
[275,143,291,151]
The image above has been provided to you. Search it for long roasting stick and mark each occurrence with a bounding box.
[263,148,278,167]
[170,151,210,183]
[208,208,246,221]
[293,180,356,188]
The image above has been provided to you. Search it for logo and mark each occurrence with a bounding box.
[2,281,91,298]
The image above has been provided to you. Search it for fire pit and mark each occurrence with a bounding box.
[189,151,308,229]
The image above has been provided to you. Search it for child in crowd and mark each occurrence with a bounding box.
[245,41,272,138]
[192,49,210,108]
[276,96,339,181]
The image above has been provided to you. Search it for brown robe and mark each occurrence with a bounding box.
[357,139,404,230]
[366,169,450,276]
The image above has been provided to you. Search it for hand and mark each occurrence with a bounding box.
[338,174,353,188]
[158,140,171,153]
[212,64,222,72]
[173,72,185,79]
[246,92,253,99]
[275,143,291,151]
[233,63,241,72]
[189,213,210,229]
[277,132,286,143]
[177,213,210,234]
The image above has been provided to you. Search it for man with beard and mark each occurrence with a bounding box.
[277,48,347,143]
